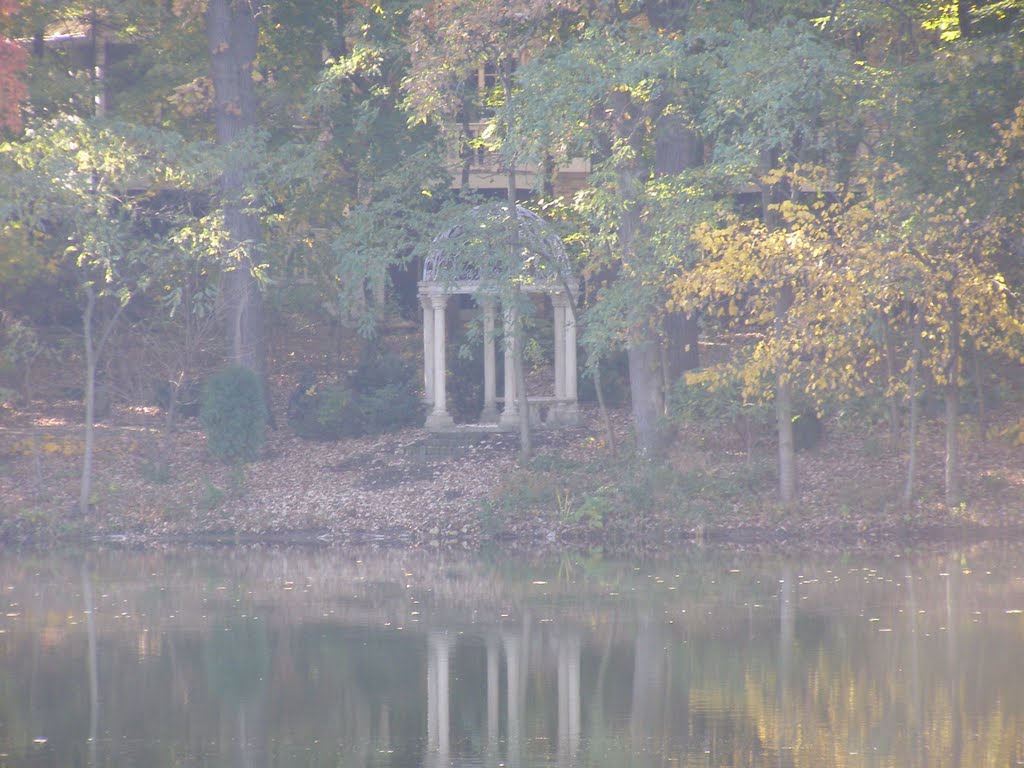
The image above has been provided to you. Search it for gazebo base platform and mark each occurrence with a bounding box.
[425,397,580,434]
[405,428,515,461]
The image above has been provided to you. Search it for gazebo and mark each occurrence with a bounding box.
[417,206,580,432]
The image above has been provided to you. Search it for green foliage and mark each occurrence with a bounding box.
[523,453,580,474]
[446,327,506,423]
[447,344,484,423]
[578,350,629,407]
[350,351,423,434]
[199,366,268,463]
[138,457,172,485]
[696,19,854,169]
[152,378,202,419]
[288,379,356,441]
[489,472,560,515]
[288,352,422,440]
[669,374,772,446]
[572,491,611,530]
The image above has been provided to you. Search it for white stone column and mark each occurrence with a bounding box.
[420,294,434,406]
[480,297,499,423]
[553,294,566,401]
[426,295,454,430]
[499,305,519,430]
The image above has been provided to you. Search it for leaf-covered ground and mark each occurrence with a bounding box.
[1,374,1022,551]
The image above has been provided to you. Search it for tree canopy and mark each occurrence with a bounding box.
[0,0,1021,508]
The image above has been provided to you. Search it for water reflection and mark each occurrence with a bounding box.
[1,545,1023,767]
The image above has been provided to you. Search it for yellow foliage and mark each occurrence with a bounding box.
[5,434,83,458]
[999,420,1024,447]
[670,157,1024,406]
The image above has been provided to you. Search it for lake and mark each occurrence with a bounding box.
[1,543,1022,767]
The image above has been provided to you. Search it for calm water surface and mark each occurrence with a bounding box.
[1,544,1023,767]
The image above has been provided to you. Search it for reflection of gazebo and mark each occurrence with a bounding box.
[417,206,579,432]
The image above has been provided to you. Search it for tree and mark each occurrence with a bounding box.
[509,7,698,458]
[204,0,269,397]
[861,150,1024,507]
[0,118,194,513]
[677,169,869,504]
[266,0,447,340]
[0,0,27,133]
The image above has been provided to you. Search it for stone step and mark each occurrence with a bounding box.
[406,430,514,461]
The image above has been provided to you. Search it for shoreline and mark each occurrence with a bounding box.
[2,399,1022,552]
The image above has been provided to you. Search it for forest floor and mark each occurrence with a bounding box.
[1,325,1023,552]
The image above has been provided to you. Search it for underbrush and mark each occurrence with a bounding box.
[287,351,423,440]
[483,445,779,541]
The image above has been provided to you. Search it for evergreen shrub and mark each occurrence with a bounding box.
[200,365,267,463]
[288,378,357,440]
[351,352,422,434]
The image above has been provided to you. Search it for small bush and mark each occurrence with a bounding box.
[574,490,612,529]
[287,352,422,440]
[288,379,358,440]
[200,366,267,463]
[351,352,422,434]
[670,375,744,429]
[669,374,772,448]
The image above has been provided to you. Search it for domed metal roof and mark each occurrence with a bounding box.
[422,204,572,285]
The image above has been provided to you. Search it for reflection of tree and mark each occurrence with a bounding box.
[906,563,924,768]
[82,565,99,768]
[777,564,794,758]
[945,560,962,768]
[204,619,269,706]
[2,548,1024,766]
[204,618,269,767]
[630,614,666,756]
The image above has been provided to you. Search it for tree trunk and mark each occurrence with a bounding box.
[775,284,797,504]
[761,153,796,503]
[206,0,270,411]
[904,304,923,505]
[628,334,667,458]
[79,286,97,516]
[655,116,703,381]
[944,303,961,507]
[503,56,531,459]
[613,97,664,458]
[882,311,900,452]
[79,287,125,515]
[593,360,616,456]
[970,337,987,441]
[957,0,972,38]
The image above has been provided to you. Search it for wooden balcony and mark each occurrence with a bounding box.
[449,122,590,195]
